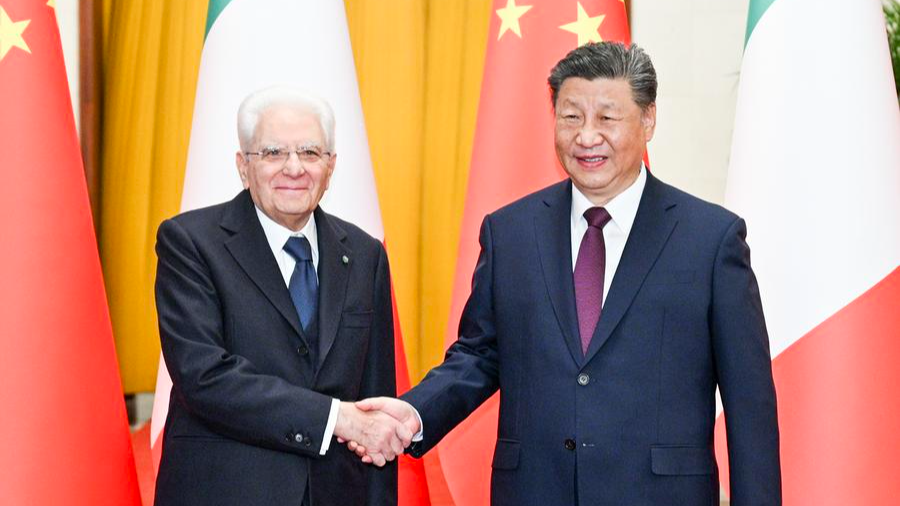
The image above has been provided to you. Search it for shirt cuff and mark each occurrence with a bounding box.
[411,405,424,442]
[319,398,341,455]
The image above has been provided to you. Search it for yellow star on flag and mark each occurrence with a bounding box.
[0,5,31,62]
[559,1,605,47]
[47,0,56,9]
[496,0,532,40]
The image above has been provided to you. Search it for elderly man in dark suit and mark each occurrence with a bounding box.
[153,86,410,506]
[351,42,782,506]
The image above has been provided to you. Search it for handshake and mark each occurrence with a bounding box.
[333,397,420,467]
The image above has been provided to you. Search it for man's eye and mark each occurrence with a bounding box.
[297,149,324,163]
[262,148,285,159]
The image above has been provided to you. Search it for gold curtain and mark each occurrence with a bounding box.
[416,0,491,381]
[100,0,207,393]
[99,0,491,392]
[346,0,491,381]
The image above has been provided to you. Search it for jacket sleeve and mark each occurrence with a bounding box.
[402,214,501,457]
[155,217,332,457]
[362,244,399,506]
[711,217,782,506]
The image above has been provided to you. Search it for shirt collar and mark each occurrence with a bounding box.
[255,206,319,260]
[571,165,647,235]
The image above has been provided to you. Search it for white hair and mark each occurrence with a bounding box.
[236,86,336,152]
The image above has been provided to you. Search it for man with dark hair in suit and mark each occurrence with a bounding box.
[153,86,410,506]
[350,42,782,506]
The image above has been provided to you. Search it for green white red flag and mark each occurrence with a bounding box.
[148,1,429,505]
[720,0,900,503]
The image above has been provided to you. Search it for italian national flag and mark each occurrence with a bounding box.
[720,0,900,503]
[149,1,429,504]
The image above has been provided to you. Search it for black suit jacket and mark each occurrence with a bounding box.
[403,173,781,506]
[154,190,397,506]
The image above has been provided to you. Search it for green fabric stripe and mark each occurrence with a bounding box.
[205,0,235,40]
[745,0,777,47]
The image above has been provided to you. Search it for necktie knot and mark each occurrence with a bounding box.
[584,207,611,229]
[284,236,313,262]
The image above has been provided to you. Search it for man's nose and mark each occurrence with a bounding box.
[576,122,604,147]
[282,151,305,176]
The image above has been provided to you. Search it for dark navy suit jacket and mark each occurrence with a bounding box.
[154,190,397,506]
[404,174,781,505]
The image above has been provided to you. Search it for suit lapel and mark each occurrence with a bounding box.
[221,191,305,343]
[534,181,584,366]
[583,173,679,364]
[313,207,351,367]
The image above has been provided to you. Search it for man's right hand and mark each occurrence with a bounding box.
[341,397,421,465]
[333,401,413,467]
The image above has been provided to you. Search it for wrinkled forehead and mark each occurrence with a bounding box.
[253,106,326,146]
[556,78,637,108]
[556,94,623,111]
[555,77,639,110]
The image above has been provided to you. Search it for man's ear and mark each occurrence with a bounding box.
[235,151,250,189]
[324,153,337,190]
[641,103,657,142]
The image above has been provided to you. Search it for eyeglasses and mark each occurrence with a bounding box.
[244,146,333,165]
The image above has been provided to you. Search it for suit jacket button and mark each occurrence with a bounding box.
[297,345,309,356]
[564,438,576,451]
[304,438,312,447]
[294,433,304,444]
[577,373,590,386]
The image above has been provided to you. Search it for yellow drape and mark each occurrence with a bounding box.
[345,0,490,381]
[416,0,491,381]
[100,0,490,392]
[100,0,207,393]
[345,0,427,382]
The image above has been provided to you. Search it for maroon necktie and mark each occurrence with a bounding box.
[574,207,612,354]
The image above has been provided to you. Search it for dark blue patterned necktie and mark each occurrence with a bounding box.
[283,236,318,332]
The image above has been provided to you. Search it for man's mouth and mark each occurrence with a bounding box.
[575,155,608,166]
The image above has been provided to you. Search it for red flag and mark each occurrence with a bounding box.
[438,1,631,504]
[391,282,433,506]
[0,1,142,505]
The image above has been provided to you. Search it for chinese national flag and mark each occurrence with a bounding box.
[438,1,631,504]
[0,1,142,505]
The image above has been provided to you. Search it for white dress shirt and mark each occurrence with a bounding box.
[570,166,647,303]
[255,207,340,455]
